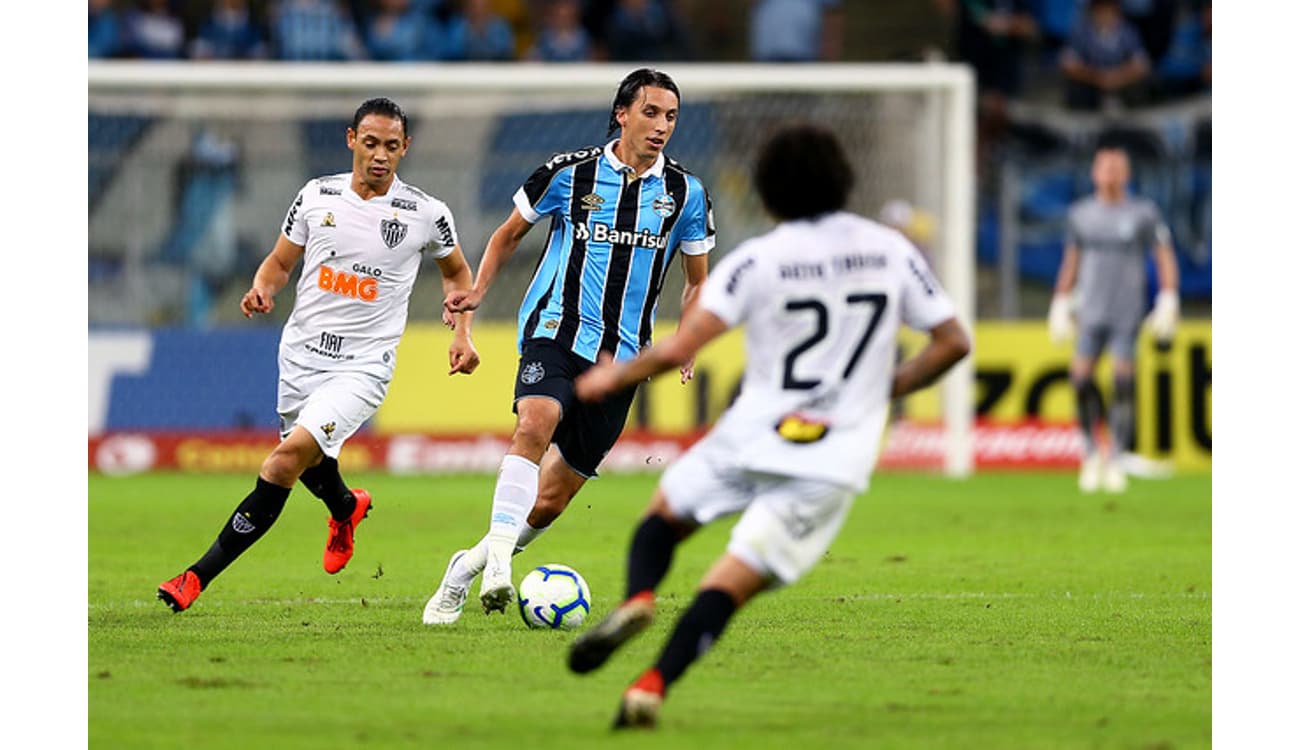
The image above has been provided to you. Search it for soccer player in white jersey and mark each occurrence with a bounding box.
[565,123,970,728]
[157,98,480,613]
[1048,144,1179,493]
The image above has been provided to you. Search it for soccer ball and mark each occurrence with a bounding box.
[517,564,592,630]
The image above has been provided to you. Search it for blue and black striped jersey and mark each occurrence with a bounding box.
[511,141,715,362]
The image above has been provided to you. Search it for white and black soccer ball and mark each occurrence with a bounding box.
[517,564,591,630]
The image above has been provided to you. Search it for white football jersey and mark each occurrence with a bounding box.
[698,211,956,491]
[278,173,458,379]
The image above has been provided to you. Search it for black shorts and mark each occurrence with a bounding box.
[513,338,637,478]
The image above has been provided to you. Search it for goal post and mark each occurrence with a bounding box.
[87,61,976,476]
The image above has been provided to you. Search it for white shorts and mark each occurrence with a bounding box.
[276,358,389,458]
[659,438,855,587]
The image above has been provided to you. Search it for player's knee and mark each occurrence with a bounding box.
[511,416,557,457]
[261,444,313,486]
[530,490,571,526]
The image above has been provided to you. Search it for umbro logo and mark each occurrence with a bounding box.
[581,193,605,210]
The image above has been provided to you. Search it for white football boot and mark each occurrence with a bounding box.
[422,550,470,625]
[479,543,515,614]
[1102,458,1129,494]
[1078,452,1102,493]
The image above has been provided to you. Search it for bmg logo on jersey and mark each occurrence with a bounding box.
[318,264,379,302]
[574,221,667,250]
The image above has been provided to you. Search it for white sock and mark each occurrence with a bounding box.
[486,454,539,560]
[514,522,548,554]
[448,536,489,588]
[449,521,547,588]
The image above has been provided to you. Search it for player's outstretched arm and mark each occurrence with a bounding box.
[444,208,533,315]
[675,253,710,384]
[241,235,304,318]
[577,306,729,403]
[436,244,480,375]
[890,317,971,399]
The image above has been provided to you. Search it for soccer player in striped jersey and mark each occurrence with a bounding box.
[565,123,969,728]
[157,98,480,613]
[423,68,715,624]
[1048,144,1180,492]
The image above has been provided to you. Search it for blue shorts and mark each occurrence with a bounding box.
[513,338,637,478]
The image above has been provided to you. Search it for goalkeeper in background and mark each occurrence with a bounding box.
[1048,143,1179,493]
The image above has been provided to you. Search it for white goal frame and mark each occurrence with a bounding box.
[88,61,976,477]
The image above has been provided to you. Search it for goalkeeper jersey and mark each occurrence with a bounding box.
[511,140,715,363]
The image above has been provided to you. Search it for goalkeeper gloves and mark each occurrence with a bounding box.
[1146,289,1180,344]
[1047,293,1074,344]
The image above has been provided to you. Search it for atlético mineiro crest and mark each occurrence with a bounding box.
[521,361,545,385]
[652,193,676,218]
[380,215,408,249]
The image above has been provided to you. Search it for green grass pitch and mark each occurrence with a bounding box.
[89,470,1210,749]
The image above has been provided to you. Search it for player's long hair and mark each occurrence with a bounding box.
[607,68,680,137]
[755,123,855,221]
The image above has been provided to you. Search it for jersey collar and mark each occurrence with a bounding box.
[605,140,665,181]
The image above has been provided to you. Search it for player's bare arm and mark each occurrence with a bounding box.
[445,208,533,314]
[576,306,729,403]
[890,317,971,399]
[436,244,481,375]
[241,234,305,318]
[676,253,710,383]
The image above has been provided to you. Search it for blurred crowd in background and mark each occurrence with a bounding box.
[89,0,1210,110]
[88,0,1212,327]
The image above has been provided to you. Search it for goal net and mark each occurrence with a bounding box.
[88,62,975,475]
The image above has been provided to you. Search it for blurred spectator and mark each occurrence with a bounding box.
[273,0,368,60]
[89,0,123,58]
[1119,0,1176,66]
[948,0,1037,172]
[527,0,592,62]
[748,0,843,62]
[1151,0,1209,99]
[441,0,516,60]
[1033,0,1085,51]
[604,0,691,62]
[365,0,432,60]
[1059,0,1150,110]
[122,0,186,59]
[190,0,269,60]
[1199,0,1210,87]
[954,1,1037,99]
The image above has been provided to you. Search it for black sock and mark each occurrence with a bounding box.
[625,514,679,600]
[1110,374,1136,454]
[298,457,355,522]
[654,588,738,689]
[1072,376,1105,454]
[189,477,290,587]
